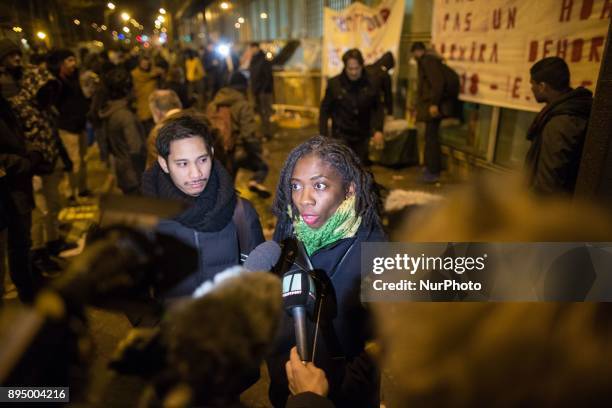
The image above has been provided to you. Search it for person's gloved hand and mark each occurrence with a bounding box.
[285,346,329,397]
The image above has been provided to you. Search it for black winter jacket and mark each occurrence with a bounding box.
[319,71,384,142]
[249,50,274,95]
[267,222,386,408]
[56,71,90,133]
[141,162,264,298]
[0,96,37,215]
[525,87,592,195]
[415,51,457,122]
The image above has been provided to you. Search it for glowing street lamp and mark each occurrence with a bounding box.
[157,15,165,23]
[73,19,80,25]
[220,2,230,10]
[122,26,130,33]
[107,2,116,10]
[121,12,130,22]
[237,17,245,24]
[159,8,166,15]
[234,23,240,28]
[12,26,23,33]
[260,12,268,19]
[36,31,47,39]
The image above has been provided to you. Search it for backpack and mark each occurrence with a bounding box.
[442,63,460,99]
[205,104,233,152]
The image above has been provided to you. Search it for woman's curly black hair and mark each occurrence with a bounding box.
[272,135,382,230]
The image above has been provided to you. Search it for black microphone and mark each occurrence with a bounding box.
[281,239,317,362]
[243,240,282,272]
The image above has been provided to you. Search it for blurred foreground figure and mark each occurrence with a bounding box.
[140,269,282,407]
[287,175,612,407]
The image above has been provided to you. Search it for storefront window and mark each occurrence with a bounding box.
[440,102,492,158]
[495,108,537,169]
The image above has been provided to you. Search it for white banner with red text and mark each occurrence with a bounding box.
[432,0,610,111]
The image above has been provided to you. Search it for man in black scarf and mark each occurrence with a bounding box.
[525,57,593,195]
[141,114,264,298]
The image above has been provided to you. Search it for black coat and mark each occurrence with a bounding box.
[267,222,386,408]
[525,87,593,195]
[57,71,90,133]
[249,50,273,95]
[141,162,264,298]
[415,52,456,122]
[0,95,37,215]
[319,71,384,142]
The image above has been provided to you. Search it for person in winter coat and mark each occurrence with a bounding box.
[525,57,593,195]
[184,49,205,107]
[99,68,147,194]
[268,136,386,408]
[9,64,74,270]
[365,51,395,116]
[0,94,44,302]
[141,114,264,299]
[319,49,384,164]
[208,71,271,198]
[0,38,23,99]
[411,42,459,183]
[248,42,274,140]
[131,55,163,135]
[47,49,91,198]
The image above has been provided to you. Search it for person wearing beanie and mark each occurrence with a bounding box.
[48,49,91,200]
[0,38,23,99]
[525,56,593,195]
[208,71,271,198]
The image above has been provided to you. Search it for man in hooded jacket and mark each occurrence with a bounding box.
[525,57,593,195]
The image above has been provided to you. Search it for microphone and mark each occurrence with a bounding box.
[281,239,318,362]
[243,240,282,272]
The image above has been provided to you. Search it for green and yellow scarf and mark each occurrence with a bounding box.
[291,196,361,256]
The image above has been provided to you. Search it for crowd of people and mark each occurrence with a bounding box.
[0,33,608,407]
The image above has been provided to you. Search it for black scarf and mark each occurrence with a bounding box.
[141,160,237,233]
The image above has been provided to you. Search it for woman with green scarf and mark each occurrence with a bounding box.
[267,136,386,408]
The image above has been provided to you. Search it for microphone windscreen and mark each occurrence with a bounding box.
[282,270,317,316]
[244,240,282,272]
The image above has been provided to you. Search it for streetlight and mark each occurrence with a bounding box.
[37,31,47,39]
[260,12,268,19]
[73,19,80,25]
[159,8,166,14]
[12,26,23,32]
[157,15,165,23]
[123,26,130,33]
[234,23,240,28]
[220,2,230,10]
[238,17,245,24]
[107,2,115,10]
[121,12,130,22]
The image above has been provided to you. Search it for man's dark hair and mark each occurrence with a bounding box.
[530,57,571,91]
[342,48,364,66]
[249,42,260,48]
[411,42,426,52]
[104,67,132,99]
[46,49,76,77]
[272,135,382,230]
[156,113,216,159]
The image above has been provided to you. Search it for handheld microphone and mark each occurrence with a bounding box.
[281,239,317,362]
